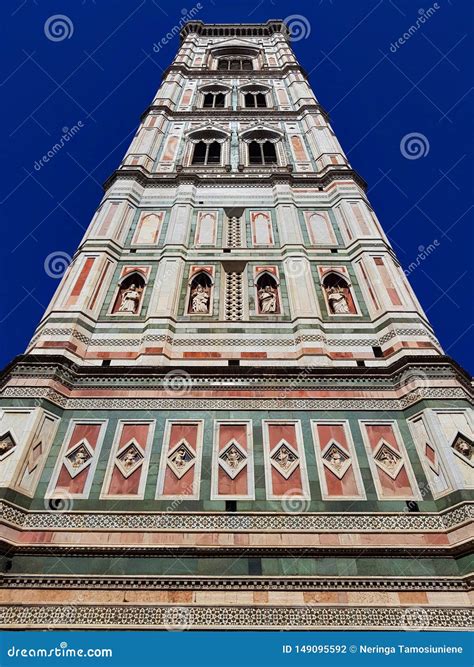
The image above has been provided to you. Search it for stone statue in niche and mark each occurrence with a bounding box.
[191,284,210,313]
[326,285,350,314]
[258,285,277,313]
[118,284,143,314]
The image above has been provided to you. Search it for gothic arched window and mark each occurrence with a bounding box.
[112,271,146,315]
[248,141,277,165]
[187,271,213,315]
[255,271,281,315]
[244,92,267,108]
[187,126,229,167]
[203,92,225,108]
[321,272,357,315]
[240,127,281,167]
[191,141,221,165]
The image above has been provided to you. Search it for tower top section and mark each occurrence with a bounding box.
[180,20,290,42]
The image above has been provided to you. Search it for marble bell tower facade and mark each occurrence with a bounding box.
[0,21,472,630]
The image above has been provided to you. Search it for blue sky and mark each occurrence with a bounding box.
[0,0,472,372]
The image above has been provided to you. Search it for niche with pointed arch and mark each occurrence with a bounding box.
[112,271,146,315]
[187,270,214,315]
[321,271,357,315]
[255,270,281,315]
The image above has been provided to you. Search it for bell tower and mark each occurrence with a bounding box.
[0,20,472,631]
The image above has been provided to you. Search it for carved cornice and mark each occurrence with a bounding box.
[1,354,472,393]
[103,166,367,193]
[3,574,471,592]
[140,102,330,122]
[179,20,290,42]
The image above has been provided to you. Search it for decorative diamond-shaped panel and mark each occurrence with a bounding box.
[270,439,299,480]
[167,439,195,479]
[451,432,473,466]
[115,439,144,478]
[322,441,351,480]
[218,439,247,479]
[373,440,403,480]
[0,431,17,461]
[64,439,94,478]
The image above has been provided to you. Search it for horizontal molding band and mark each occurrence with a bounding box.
[1,500,472,532]
[3,575,471,592]
[0,604,471,630]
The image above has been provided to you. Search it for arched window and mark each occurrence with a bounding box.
[249,141,277,165]
[191,141,221,165]
[255,272,280,315]
[240,127,281,167]
[188,271,213,314]
[112,272,146,315]
[244,92,267,108]
[187,126,229,167]
[322,272,357,315]
[203,92,225,108]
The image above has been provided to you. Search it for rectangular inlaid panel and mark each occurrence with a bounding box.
[312,420,365,500]
[359,421,420,500]
[211,421,254,500]
[47,421,107,499]
[156,421,203,500]
[262,421,310,501]
[101,421,155,499]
